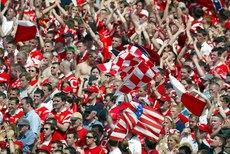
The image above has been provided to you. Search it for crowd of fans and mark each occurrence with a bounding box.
[0,0,229,153]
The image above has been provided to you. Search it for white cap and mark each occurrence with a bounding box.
[178,2,186,8]
[139,9,149,17]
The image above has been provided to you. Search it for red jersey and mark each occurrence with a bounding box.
[84,146,106,154]
[35,106,49,124]
[3,109,24,124]
[0,71,10,85]
[209,62,228,80]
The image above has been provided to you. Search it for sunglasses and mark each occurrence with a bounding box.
[43,128,50,131]
[86,136,94,139]
[29,70,35,72]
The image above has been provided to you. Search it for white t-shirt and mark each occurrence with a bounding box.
[128,136,142,154]
[2,16,14,35]
[109,147,122,154]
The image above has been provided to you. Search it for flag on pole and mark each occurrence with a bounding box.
[169,75,206,116]
[109,101,164,141]
[14,20,37,43]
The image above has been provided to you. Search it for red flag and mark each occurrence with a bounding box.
[169,75,206,116]
[109,101,164,141]
[14,20,37,43]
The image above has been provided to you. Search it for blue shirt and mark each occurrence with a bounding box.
[24,110,41,134]
[17,130,36,153]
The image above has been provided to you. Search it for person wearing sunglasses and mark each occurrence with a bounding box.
[84,130,106,154]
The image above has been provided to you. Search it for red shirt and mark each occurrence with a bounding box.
[0,71,10,85]
[51,108,72,136]
[84,146,106,154]
[35,106,49,124]
[3,109,24,124]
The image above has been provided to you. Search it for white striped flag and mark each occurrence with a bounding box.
[109,101,164,141]
[14,20,37,43]
[169,75,206,116]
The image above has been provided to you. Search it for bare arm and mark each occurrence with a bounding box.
[52,10,65,27]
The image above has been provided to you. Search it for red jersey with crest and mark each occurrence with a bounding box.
[35,106,49,124]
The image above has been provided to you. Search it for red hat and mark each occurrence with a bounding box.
[138,9,149,17]
[86,86,99,93]
[198,124,211,133]
[159,95,171,102]
[62,86,73,93]
[54,36,65,45]
[36,145,51,154]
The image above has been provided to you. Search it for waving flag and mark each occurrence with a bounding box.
[194,0,225,11]
[97,44,159,94]
[14,20,37,43]
[169,75,206,116]
[109,101,164,141]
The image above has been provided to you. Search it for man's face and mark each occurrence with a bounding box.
[6,9,15,20]
[170,107,178,119]
[33,93,42,106]
[43,124,53,137]
[66,51,74,61]
[21,99,29,113]
[51,64,60,76]
[42,86,50,98]
[76,42,86,53]
[8,90,18,98]
[20,76,29,89]
[16,54,26,66]
[50,143,58,153]
[180,68,189,79]
[8,100,17,113]
[6,44,15,53]
[44,43,53,52]
[189,117,197,129]
[52,97,64,111]
[210,52,219,63]
[211,116,222,130]
[45,34,54,41]
[29,39,38,50]
[88,53,98,65]
[196,33,205,43]
[71,118,81,128]
[66,134,76,146]
[86,133,95,146]
[210,136,223,148]
[112,37,122,48]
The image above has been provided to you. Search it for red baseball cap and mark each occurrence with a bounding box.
[198,124,211,133]
[62,86,73,93]
[86,86,99,93]
[36,145,51,154]
[159,95,171,102]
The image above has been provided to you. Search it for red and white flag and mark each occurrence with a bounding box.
[169,75,206,116]
[72,0,86,7]
[109,101,164,141]
[14,20,37,43]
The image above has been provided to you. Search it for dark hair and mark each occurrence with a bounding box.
[8,88,20,96]
[53,92,67,102]
[9,97,19,105]
[19,72,31,81]
[108,140,118,147]
[178,145,192,154]
[0,147,10,154]
[87,130,100,145]
[22,97,34,108]
[67,130,78,139]
[92,124,104,133]
[64,146,77,154]
[51,140,63,150]
[144,138,157,149]
[90,66,101,74]
[198,149,209,154]
[42,83,53,92]
[34,89,45,98]
[44,122,56,131]
[197,28,208,36]
[193,7,203,19]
